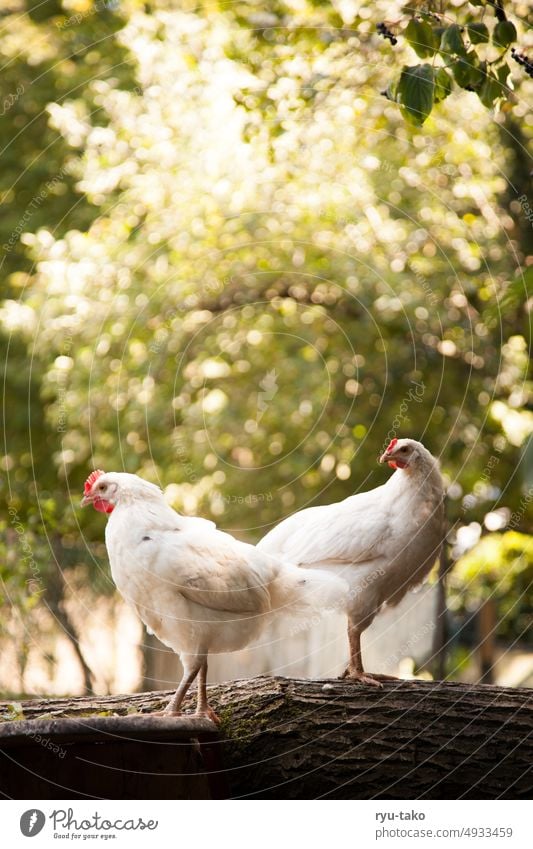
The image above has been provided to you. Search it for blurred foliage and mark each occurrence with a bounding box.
[450,531,533,642]
[0,0,531,686]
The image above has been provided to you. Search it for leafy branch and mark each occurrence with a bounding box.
[379,1,527,125]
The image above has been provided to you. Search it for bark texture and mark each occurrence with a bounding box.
[1,677,532,799]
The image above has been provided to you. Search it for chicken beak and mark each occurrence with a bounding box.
[80,494,92,507]
[378,451,389,464]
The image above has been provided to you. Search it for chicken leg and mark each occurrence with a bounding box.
[163,659,203,714]
[341,623,400,686]
[158,657,219,724]
[195,659,220,725]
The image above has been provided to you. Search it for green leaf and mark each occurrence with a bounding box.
[467,23,489,45]
[452,54,481,89]
[493,20,517,49]
[451,58,468,88]
[479,71,504,108]
[405,18,437,58]
[497,62,512,90]
[397,64,435,126]
[469,57,487,90]
[434,67,453,103]
[440,24,468,59]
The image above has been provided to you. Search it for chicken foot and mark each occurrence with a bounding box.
[151,657,220,724]
[340,624,401,686]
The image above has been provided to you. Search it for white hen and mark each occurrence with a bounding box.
[257,438,445,685]
[81,470,348,721]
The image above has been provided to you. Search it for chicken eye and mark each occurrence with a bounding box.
[400,446,408,452]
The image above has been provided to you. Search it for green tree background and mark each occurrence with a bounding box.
[1,0,531,695]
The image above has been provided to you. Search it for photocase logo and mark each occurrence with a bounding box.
[20,809,46,837]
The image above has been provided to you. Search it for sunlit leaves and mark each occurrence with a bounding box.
[466,23,489,45]
[405,19,437,59]
[434,68,453,104]
[450,532,533,642]
[382,3,520,125]
[493,20,517,49]
[451,54,484,90]
[1,0,530,543]
[440,24,468,59]
[397,64,435,126]
[479,70,505,109]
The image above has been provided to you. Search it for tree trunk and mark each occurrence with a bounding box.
[1,677,532,799]
[477,599,497,685]
[48,535,97,695]
[432,543,449,680]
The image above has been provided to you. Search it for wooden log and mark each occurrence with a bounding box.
[0,712,225,800]
[1,677,532,799]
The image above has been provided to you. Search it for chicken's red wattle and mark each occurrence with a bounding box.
[93,497,114,514]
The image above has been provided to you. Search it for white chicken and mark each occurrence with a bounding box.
[257,438,445,685]
[81,470,348,721]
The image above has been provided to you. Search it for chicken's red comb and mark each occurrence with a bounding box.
[386,438,398,453]
[84,469,106,493]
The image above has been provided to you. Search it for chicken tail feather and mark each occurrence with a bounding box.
[269,564,348,621]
